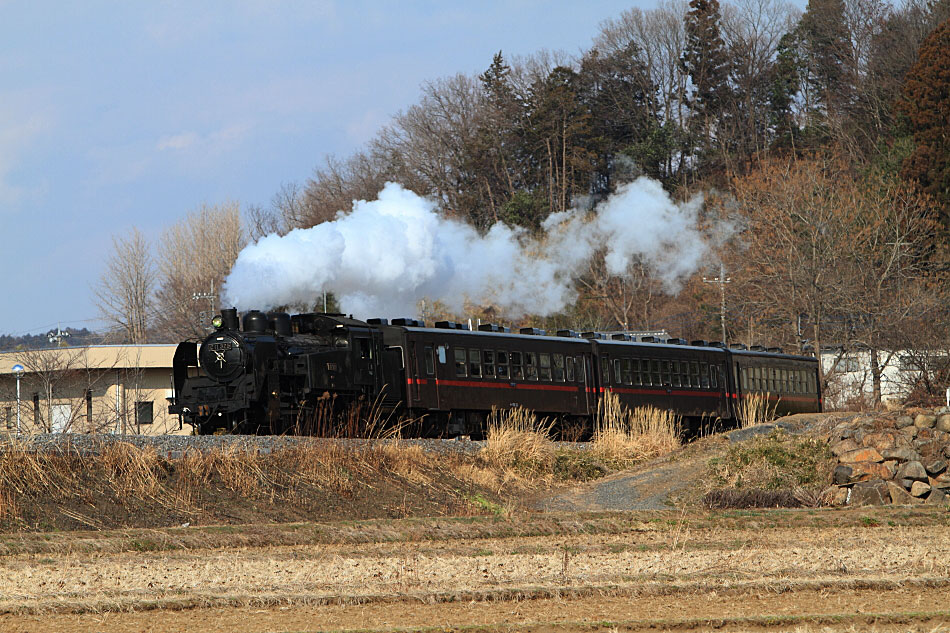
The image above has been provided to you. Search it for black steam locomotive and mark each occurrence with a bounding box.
[168,308,822,436]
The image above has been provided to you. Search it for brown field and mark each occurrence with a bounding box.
[2,507,950,632]
[2,415,949,632]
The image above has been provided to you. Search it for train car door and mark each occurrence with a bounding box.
[352,333,381,390]
[581,353,594,415]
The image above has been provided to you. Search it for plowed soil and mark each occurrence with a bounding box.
[2,508,950,632]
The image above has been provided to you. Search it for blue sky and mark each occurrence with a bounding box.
[7,0,806,336]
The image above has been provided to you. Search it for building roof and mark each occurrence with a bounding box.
[0,344,177,374]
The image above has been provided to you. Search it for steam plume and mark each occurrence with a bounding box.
[222,177,708,318]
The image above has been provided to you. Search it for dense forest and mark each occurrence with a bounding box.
[86,0,950,406]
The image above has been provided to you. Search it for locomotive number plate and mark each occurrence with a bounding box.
[207,341,233,352]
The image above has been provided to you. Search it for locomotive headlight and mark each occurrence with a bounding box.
[211,315,224,329]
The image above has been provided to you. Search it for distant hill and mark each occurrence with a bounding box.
[0,328,104,352]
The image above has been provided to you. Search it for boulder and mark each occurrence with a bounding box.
[914,414,937,429]
[840,447,885,464]
[831,438,860,457]
[898,461,929,482]
[834,464,853,485]
[925,459,948,476]
[896,415,915,429]
[931,472,950,490]
[916,428,936,442]
[862,432,898,452]
[944,445,950,460]
[925,488,948,505]
[910,480,932,497]
[882,447,920,463]
[886,481,922,505]
[845,461,896,483]
[901,478,916,491]
[850,480,890,506]
[936,414,950,433]
[900,426,918,439]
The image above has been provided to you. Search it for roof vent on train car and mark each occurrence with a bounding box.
[667,338,687,345]
[390,317,422,327]
[478,323,503,332]
[640,336,657,343]
[367,318,389,325]
[582,331,606,340]
[434,321,458,329]
[519,327,546,336]
[611,333,632,341]
[691,340,710,347]
[750,344,766,351]
[708,341,727,348]
[557,329,579,338]
[729,343,749,350]
[767,346,784,353]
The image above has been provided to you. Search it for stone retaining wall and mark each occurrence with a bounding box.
[825,410,950,506]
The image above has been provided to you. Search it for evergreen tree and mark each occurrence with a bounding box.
[681,0,730,171]
[899,18,950,232]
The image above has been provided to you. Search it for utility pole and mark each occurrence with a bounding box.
[192,281,218,332]
[703,262,731,344]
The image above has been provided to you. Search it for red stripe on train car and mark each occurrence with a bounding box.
[434,379,580,392]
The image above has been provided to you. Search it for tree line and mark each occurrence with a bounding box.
[95,0,950,407]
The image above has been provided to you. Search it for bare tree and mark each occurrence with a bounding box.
[94,228,155,344]
[154,202,246,341]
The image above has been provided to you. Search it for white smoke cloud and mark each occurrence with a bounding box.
[222,177,710,318]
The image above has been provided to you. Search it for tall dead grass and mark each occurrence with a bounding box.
[738,392,779,428]
[591,393,680,466]
[481,407,555,475]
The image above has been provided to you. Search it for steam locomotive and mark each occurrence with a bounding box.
[168,308,822,436]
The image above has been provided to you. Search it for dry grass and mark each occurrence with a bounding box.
[737,392,779,428]
[591,393,680,467]
[480,407,555,475]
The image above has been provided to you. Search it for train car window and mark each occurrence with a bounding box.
[613,358,622,384]
[553,354,565,381]
[741,367,748,391]
[424,346,434,375]
[710,365,719,388]
[539,353,552,381]
[660,360,671,386]
[496,351,509,378]
[601,356,610,383]
[671,360,681,387]
[631,359,641,386]
[482,350,495,378]
[690,361,699,388]
[469,349,482,377]
[577,357,586,382]
[751,367,759,391]
[566,356,575,382]
[700,362,710,388]
[651,359,661,386]
[809,371,817,394]
[510,352,523,379]
[526,352,538,381]
[768,368,776,393]
[454,348,467,377]
[621,358,632,385]
[437,345,447,364]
